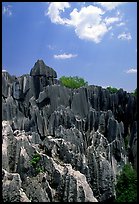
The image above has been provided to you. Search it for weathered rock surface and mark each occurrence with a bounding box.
[2,60,137,202]
[2,169,30,202]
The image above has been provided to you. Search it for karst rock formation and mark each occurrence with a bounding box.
[2,60,137,202]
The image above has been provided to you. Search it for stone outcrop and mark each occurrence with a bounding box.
[2,60,137,202]
[2,169,30,202]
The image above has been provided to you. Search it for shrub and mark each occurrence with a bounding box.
[30,153,44,174]
[115,163,137,202]
[59,76,88,89]
[31,153,41,167]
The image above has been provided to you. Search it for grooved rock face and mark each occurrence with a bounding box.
[29,60,59,99]
[2,60,137,202]
[2,169,30,202]
[30,59,57,78]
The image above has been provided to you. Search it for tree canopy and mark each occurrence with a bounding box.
[59,76,88,89]
[115,163,137,202]
[106,86,119,93]
[131,88,137,97]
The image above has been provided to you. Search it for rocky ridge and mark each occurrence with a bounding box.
[2,60,137,202]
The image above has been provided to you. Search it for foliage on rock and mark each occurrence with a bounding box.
[30,153,44,175]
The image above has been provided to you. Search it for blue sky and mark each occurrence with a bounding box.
[2,2,137,92]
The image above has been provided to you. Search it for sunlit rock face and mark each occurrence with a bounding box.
[2,60,137,202]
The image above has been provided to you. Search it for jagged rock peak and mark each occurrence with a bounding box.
[30,59,57,78]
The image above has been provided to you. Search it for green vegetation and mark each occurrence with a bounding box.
[106,86,119,93]
[131,88,137,97]
[59,76,88,89]
[115,163,137,202]
[31,153,41,166]
[124,136,129,150]
[30,153,44,174]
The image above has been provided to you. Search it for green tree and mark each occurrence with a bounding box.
[59,76,88,89]
[106,86,119,93]
[115,163,137,202]
[131,88,137,97]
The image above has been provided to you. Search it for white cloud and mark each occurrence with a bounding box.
[2,5,12,16]
[48,44,55,50]
[110,32,114,39]
[46,3,128,43]
[54,53,77,59]
[96,2,126,11]
[46,2,71,25]
[118,32,132,40]
[102,85,109,89]
[116,22,126,27]
[69,5,109,43]
[2,69,7,72]
[104,17,120,25]
[126,68,137,74]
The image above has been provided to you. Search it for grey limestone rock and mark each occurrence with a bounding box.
[107,117,119,142]
[22,176,50,202]
[2,60,137,202]
[2,169,30,202]
[30,59,57,78]
[71,87,90,118]
[129,121,137,170]
[30,60,57,99]
[98,112,106,134]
